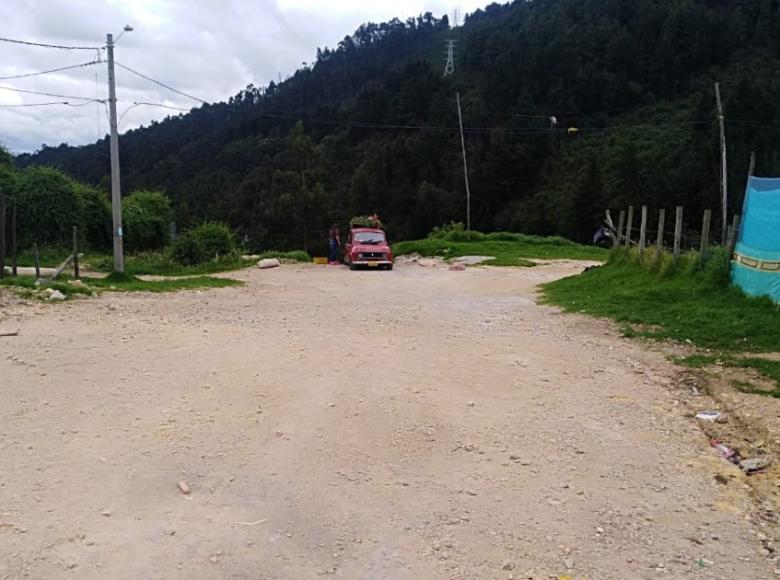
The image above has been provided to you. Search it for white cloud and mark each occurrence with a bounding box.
[1,0,489,154]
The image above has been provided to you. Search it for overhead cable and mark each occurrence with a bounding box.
[0,59,100,80]
[0,36,103,50]
[115,62,208,104]
[0,100,95,108]
[0,85,102,102]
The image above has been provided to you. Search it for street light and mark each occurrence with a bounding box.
[106,24,133,273]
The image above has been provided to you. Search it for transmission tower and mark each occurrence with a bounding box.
[443,39,456,78]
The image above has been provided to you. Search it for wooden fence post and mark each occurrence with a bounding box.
[655,209,666,258]
[624,205,634,249]
[72,226,80,280]
[727,214,741,257]
[0,186,5,279]
[673,206,683,257]
[638,205,648,254]
[700,209,712,258]
[616,210,626,245]
[11,200,17,277]
[33,243,40,279]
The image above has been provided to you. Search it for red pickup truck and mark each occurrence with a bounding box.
[343,228,394,270]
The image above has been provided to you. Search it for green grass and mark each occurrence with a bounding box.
[0,275,93,298]
[10,247,106,269]
[674,354,780,396]
[8,248,260,276]
[0,273,242,298]
[90,252,258,276]
[542,248,780,352]
[256,250,312,263]
[89,273,243,293]
[393,232,607,267]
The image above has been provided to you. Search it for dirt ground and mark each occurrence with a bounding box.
[1,261,778,579]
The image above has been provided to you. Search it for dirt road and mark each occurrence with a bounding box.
[0,262,776,579]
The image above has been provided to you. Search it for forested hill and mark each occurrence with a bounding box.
[18,0,780,251]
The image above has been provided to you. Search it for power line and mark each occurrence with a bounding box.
[119,101,190,126]
[0,36,103,51]
[0,85,102,102]
[114,61,208,104]
[0,59,100,80]
[251,110,713,136]
[0,100,94,108]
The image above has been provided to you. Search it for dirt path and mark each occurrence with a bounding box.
[0,262,776,579]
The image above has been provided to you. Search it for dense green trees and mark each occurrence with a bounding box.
[17,0,780,250]
[0,160,111,250]
[122,190,174,252]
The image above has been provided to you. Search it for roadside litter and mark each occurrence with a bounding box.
[710,439,772,475]
[710,439,738,463]
[696,410,722,422]
[740,457,772,475]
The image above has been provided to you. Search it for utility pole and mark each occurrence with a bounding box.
[715,82,728,244]
[456,92,472,231]
[106,32,124,273]
[0,186,5,279]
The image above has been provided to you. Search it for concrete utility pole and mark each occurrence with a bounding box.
[456,92,472,231]
[107,32,124,273]
[715,82,728,244]
[0,186,5,279]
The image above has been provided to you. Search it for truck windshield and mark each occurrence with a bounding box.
[354,232,386,244]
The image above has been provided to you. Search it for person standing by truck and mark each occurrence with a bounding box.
[328,223,341,265]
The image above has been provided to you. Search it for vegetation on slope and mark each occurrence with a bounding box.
[542,248,780,353]
[16,0,780,255]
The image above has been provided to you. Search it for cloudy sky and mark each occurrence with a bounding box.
[1,0,488,154]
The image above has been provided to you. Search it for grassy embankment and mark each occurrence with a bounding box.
[1,273,242,299]
[393,231,607,266]
[11,248,311,276]
[542,247,780,395]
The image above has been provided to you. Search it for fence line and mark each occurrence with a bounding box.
[608,205,740,257]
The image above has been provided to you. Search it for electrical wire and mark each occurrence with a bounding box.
[249,110,714,136]
[118,101,190,126]
[0,101,89,108]
[0,85,102,102]
[0,36,103,50]
[114,62,208,104]
[0,59,100,80]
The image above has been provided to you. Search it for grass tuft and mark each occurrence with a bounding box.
[256,250,312,263]
[542,247,780,352]
[393,232,606,267]
[1,273,241,298]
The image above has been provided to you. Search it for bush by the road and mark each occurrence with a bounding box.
[14,166,83,248]
[123,190,173,252]
[172,221,236,265]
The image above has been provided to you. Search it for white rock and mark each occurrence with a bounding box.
[257,258,281,269]
[48,290,66,301]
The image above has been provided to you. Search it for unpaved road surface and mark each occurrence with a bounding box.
[1,262,776,579]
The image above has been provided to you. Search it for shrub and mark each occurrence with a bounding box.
[123,190,173,252]
[192,221,236,259]
[15,166,82,248]
[171,222,237,266]
[171,231,205,266]
[74,184,111,250]
[428,221,465,239]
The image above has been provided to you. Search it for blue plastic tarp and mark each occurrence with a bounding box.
[732,176,780,302]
